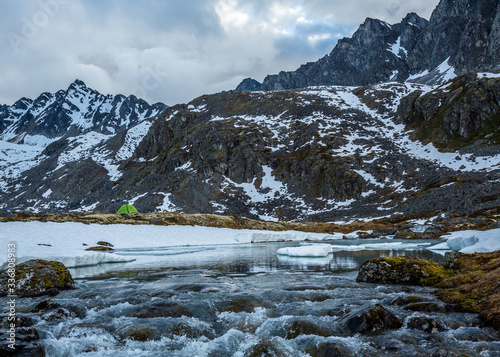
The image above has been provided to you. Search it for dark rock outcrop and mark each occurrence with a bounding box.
[0,259,74,297]
[306,342,348,357]
[237,0,500,91]
[341,304,403,335]
[397,73,500,150]
[407,316,445,333]
[356,256,452,286]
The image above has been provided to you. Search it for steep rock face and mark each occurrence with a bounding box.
[409,0,500,76]
[397,73,500,150]
[254,14,428,91]
[0,79,167,146]
[237,0,500,90]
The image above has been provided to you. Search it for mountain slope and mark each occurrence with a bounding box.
[237,0,500,91]
[1,75,499,220]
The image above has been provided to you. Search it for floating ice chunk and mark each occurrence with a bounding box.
[277,244,334,257]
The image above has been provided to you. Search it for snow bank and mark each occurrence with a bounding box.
[429,228,500,253]
[0,222,339,268]
[277,244,334,257]
[277,242,434,257]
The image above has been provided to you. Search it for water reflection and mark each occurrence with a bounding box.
[70,240,446,278]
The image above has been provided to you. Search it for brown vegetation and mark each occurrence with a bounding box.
[436,251,500,330]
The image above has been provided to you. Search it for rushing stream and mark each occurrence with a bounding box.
[2,240,500,356]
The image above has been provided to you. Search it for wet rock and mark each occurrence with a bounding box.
[371,336,409,354]
[0,342,45,357]
[220,296,270,313]
[171,322,214,339]
[31,300,86,321]
[284,284,335,291]
[0,325,45,357]
[356,256,452,286]
[389,295,424,306]
[431,347,469,357]
[0,259,74,297]
[407,316,445,333]
[404,302,446,313]
[244,339,287,357]
[128,301,192,318]
[173,284,207,293]
[285,320,333,339]
[117,324,160,341]
[306,342,348,357]
[341,304,402,335]
[0,314,35,328]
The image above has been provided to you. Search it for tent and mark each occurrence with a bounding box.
[117,204,138,213]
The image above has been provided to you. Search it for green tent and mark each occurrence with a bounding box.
[117,204,138,213]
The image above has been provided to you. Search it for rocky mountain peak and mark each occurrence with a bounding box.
[237,0,500,91]
[0,80,167,146]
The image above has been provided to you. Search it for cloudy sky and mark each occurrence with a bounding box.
[0,0,440,106]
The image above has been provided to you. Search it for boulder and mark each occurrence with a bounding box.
[285,320,333,339]
[117,324,160,341]
[244,339,287,357]
[0,259,74,297]
[407,316,445,333]
[127,301,191,319]
[341,304,402,335]
[356,256,452,286]
[306,342,348,357]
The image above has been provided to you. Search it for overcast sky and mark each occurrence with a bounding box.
[0,0,440,106]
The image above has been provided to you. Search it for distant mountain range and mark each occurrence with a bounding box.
[0,0,499,221]
[237,0,500,91]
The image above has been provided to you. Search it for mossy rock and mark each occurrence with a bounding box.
[0,259,74,297]
[356,256,453,286]
[435,251,500,330]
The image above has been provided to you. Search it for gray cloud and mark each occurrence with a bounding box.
[0,0,440,106]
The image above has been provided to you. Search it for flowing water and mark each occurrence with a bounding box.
[3,240,500,356]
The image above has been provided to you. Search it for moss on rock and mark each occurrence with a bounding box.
[0,259,74,297]
[356,256,453,286]
[435,251,500,329]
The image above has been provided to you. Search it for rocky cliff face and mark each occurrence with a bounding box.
[237,0,500,91]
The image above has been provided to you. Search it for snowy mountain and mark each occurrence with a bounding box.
[0,0,499,220]
[1,74,499,220]
[0,79,167,147]
[237,0,500,91]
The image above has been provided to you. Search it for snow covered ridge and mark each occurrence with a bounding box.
[0,79,167,148]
